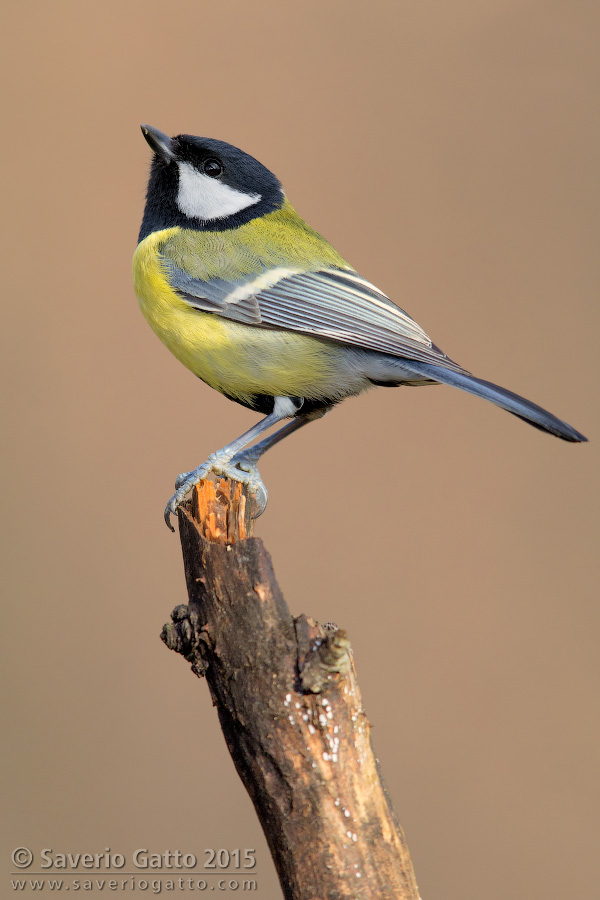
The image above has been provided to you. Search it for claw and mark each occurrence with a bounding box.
[228,451,268,517]
[164,500,177,532]
[164,474,204,531]
[250,481,268,517]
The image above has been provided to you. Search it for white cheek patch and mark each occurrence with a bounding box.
[176,161,262,221]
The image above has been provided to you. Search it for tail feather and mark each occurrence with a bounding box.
[399,360,587,443]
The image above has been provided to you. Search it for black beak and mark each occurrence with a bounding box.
[140,124,175,162]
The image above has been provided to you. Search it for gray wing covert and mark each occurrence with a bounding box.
[162,258,262,324]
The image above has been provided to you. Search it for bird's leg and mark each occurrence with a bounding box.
[164,397,302,530]
[228,409,329,515]
[231,410,326,470]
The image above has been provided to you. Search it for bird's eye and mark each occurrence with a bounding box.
[203,158,223,177]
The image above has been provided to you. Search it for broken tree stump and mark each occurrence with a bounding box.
[162,479,420,900]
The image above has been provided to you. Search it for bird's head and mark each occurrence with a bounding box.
[139,124,284,240]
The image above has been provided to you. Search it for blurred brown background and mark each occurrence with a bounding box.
[2,1,598,898]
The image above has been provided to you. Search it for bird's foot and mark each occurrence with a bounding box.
[229,448,269,516]
[164,451,268,531]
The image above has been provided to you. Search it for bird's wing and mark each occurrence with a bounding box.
[254,269,463,370]
[163,258,464,372]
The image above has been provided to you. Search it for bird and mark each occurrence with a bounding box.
[133,124,587,530]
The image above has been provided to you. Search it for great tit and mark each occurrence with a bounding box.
[133,124,587,530]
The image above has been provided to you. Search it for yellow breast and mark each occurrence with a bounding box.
[132,229,346,405]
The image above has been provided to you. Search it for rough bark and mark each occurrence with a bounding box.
[162,479,420,900]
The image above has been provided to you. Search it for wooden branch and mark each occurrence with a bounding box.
[162,479,420,900]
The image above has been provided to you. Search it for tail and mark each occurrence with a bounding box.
[399,360,587,443]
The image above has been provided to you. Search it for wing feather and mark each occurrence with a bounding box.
[162,257,463,373]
